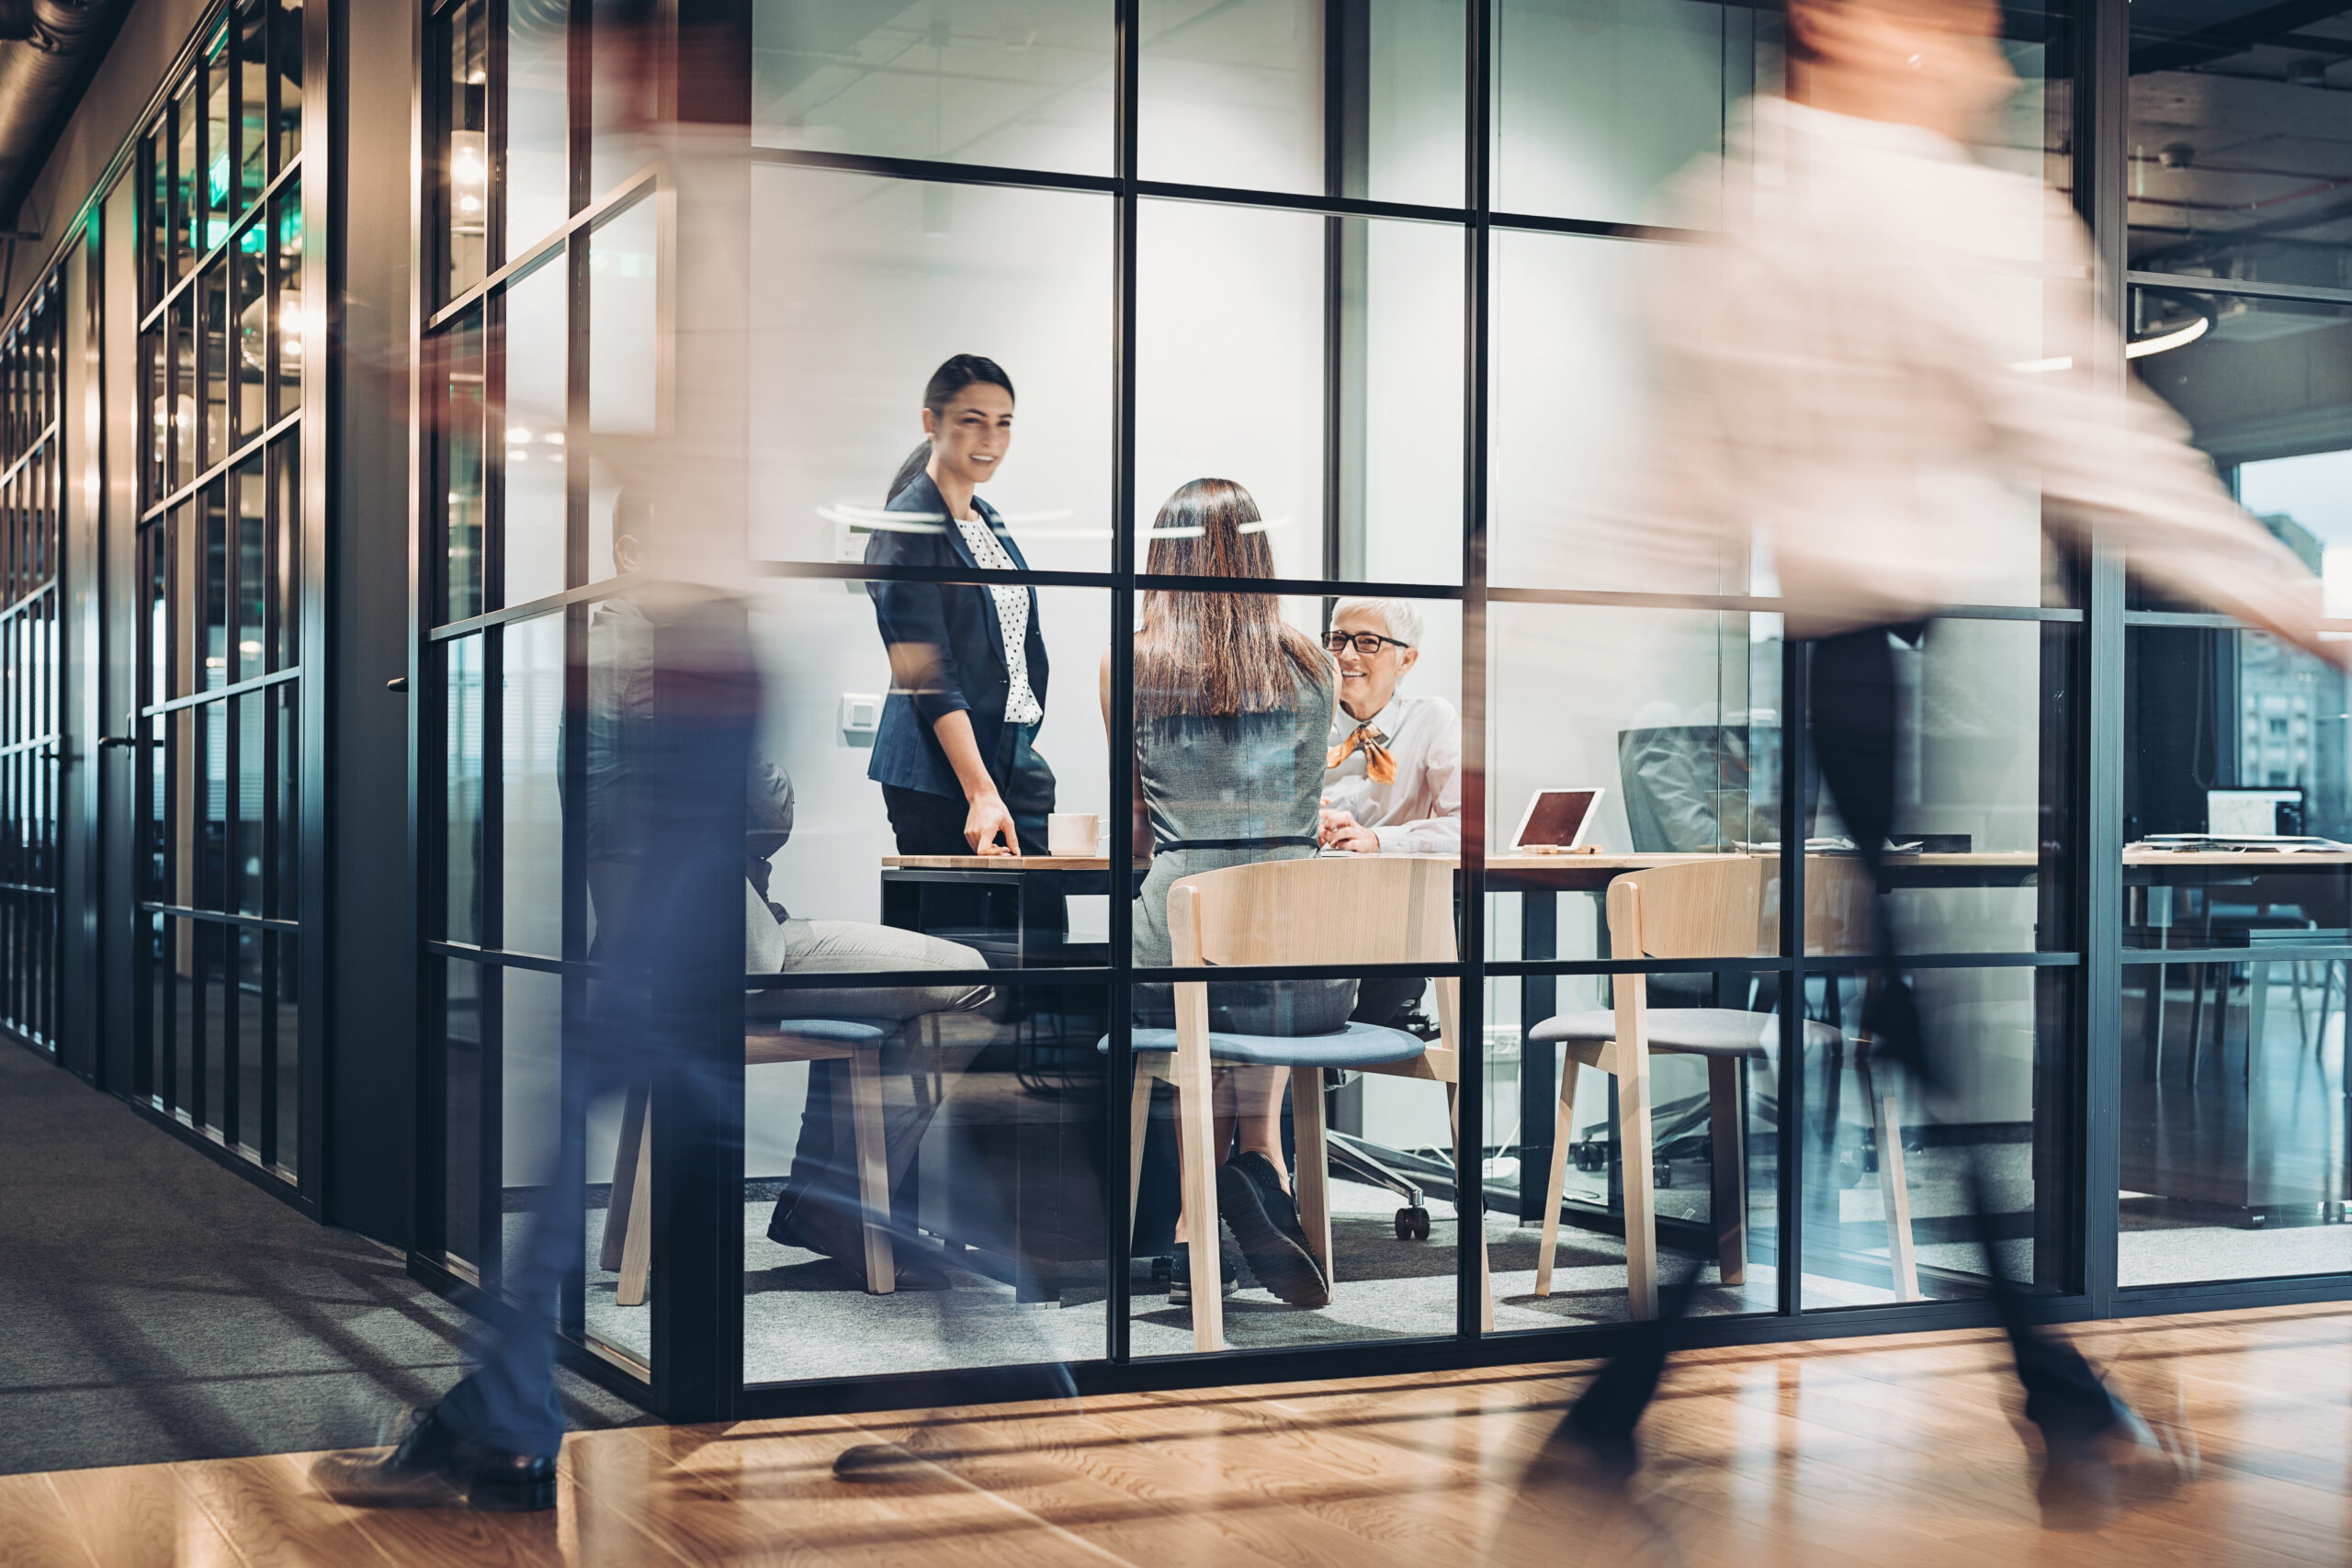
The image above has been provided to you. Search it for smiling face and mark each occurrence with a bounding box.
[922,381,1014,495]
[1330,606,1418,722]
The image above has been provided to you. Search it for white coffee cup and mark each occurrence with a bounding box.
[1047,812,1102,857]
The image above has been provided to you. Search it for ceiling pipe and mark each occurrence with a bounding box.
[0,0,139,233]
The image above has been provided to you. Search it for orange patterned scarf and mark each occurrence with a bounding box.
[1326,723,1396,784]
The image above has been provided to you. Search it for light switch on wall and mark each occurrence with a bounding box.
[839,693,882,747]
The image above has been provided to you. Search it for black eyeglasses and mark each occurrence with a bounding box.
[1323,631,1412,656]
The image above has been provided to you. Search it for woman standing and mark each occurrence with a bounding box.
[866,355,1061,941]
[1101,479,1349,1310]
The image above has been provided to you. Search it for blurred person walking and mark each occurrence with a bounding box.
[1536,0,2345,1529]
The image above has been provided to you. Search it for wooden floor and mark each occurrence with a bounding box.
[4,1303,2346,1566]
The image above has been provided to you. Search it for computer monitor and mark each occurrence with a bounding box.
[1511,788,1604,851]
[2207,787,2304,838]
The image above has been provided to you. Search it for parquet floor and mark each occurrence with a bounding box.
[3,1303,2346,1566]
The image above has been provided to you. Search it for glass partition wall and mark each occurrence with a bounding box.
[128,0,315,1192]
[413,0,2352,1425]
[0,285,63,1057]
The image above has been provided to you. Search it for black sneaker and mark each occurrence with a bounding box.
[1217,1151,1331,1307]
[1168,1244,1236,1308]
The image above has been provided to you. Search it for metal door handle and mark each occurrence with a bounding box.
[97,735,134,750]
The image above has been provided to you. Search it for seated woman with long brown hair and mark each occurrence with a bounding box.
[1100,478,1350,1311]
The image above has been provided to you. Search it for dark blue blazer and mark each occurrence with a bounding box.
[865,472,1050,800]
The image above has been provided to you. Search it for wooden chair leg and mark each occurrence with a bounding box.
[1535,1054,1581,1298]
[1705,1055,1746,1287]
[1619,1056,1659,1321]
[1862,1055,1919,1302]
[1291,1065,1334,1284]
[1127,1066,1157,1241]
[1446,1083,1494,1331]
[601,1083,648,1273]
[616,1099,654,1307]
[845,1051,896,1296]
[1174,1055,1224,1352]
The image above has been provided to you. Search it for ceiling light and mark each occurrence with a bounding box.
[2125,316,2210,358]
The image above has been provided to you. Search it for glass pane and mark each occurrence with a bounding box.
[270,185,302,421]
[502,257,569,608]
[205,39,232,245]
[236,698,264,917]
[201,261,229,468]
[141,327,166,504]
[444,957,486,1267]
[438,312,487,623]
[745,169,1112,572]
[1806,970,2076,1309]
[586,197,655,580]
[501,613,566,959]
[1334,217,1463,584]
[169,501,196,699]
[503,969,565,1292]
[236,456,265,682]
[269,435,298,671]
[174,82,199,277]
[1136,200,1323,576]
[445,0,489,299]
[447,635,487,944]
[1139,0,1322,194]
[236,0,268,207]
[2128,5,2352,284]
[202,481,229,692]
[275,0,302,171]
[233,221,265,439]
[1805,620,2076,957]
[272,680,298,919]
[198,701,225,908]
[506,0,571,257]
[752,0,1114,177]
[737,979,1108,1382]
[172,301,197,491]
[145,124,171,306]
[270,931,299,1176]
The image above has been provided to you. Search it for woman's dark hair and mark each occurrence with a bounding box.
[887,354,1017,504]
[1135,479,1331,719]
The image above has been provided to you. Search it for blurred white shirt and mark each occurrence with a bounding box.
[1323,695,1462,853]
[1644,95,2324,647]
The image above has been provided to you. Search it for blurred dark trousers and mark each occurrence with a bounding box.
[1573,626,2112,1441]
[881,721,1065,944]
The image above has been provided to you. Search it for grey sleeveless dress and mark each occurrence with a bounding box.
[1132,669,1356,1033]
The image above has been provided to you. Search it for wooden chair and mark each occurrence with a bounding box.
[602,1018,903,1305]
[1530,856,1921,1317]
[1114,854,1491,1353]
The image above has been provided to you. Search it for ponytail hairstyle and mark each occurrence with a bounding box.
[886,354,1018,504]
[1134,479,1332,719]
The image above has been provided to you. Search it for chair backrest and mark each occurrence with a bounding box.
[1606,856,1766,960]
[1167,855,1458,969]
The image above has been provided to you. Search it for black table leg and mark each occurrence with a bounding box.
[1520,890,1557,1223]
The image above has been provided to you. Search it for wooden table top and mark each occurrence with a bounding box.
[878,848,2352,873]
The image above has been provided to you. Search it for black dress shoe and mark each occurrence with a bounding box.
[1167,1244,1237,1308]
[1216,1151,1331,1307]
[778,1203,954,1291]
[311,1406,557,1513]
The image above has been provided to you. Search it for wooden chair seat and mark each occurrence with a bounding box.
[1531,856,1921,1314]
[605,1020,903,1307]
[1119,854,1491,1351]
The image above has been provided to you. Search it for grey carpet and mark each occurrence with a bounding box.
[0,1043,647,1476]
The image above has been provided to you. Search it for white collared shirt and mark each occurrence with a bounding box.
[1635,96,2324,647]
[1323,694,1462,854]
[953,512,1042,726]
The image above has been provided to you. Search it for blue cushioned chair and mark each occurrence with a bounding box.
[1103,854,1491,1352]
[605,1018,901,1304]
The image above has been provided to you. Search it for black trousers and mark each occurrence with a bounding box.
[1571,626,2114,1442]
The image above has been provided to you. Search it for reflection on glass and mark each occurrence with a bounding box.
[752,0,1114,176]
[1140,0,1321,193]
[443,0,489,298]
[271,186,302,421]
[503,969,565,1280]
[745,168,1112,570]
[502,258,569,608]
[588,197,656,441]
[237,0,268,206]
[236,456,266,682]
[270,436,299,671]
[145,123,171,305]
[440,312,486,621]
[236,693,265,916]
[202,481,229,694]
[507,0,571,255]
[172,301,198,491]
[444,958,485,1268]
[202,262,229,468]
[205,42,232,241]
[502,614,566,958]
[234,225,266,438]
[272,681,298,918]
[447,635,485,944]
[275,0,302,170]
[174,82,200,278]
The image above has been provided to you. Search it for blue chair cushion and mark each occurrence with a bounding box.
[748,1018,894,1047]
[1528,1008,1839,1056]
[1095,1019,1429,1068]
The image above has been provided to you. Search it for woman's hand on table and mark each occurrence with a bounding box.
[964,791,1022,855]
